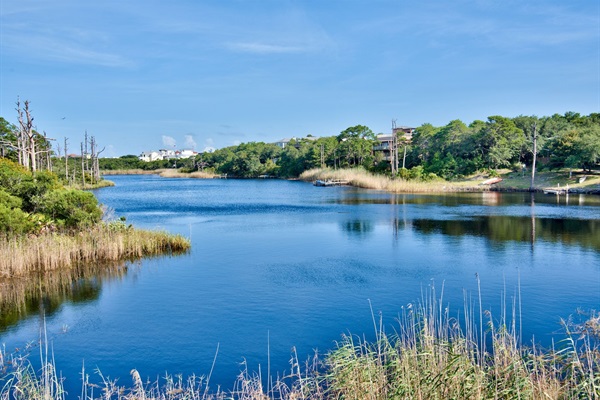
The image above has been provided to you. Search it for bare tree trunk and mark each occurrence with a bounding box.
[64,137,69,182]
[24,101,37,172]
[530,123,537,192]
[15,98,28,169]
[81,142,85,188]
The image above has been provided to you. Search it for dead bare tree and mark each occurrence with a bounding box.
[80,142,86,187]
[14,98,53,173]
[64,137,69,182]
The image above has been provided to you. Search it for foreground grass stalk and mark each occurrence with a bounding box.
[1,293,598,399]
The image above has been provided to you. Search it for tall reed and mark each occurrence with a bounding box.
[0,223,190,279]
[158,170,217,179]
[1,285,598,399]
[300,168,465,193]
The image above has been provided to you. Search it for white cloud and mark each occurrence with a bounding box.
[226,42,305,54]
[184,134,197,149]
[162,135,177,148]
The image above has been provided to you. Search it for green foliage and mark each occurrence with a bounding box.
[0,205,34,236]
[0,157,104,234]
[38,189,102,229]
[0,189,22,209]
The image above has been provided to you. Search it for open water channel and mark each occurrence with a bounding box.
[1,175,599,396]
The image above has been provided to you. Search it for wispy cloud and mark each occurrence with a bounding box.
[162,135,177,148]
[3,28,133,68]
[184,134,197,149]
[226,42,307,54]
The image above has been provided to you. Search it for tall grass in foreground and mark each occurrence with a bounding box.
[0,223,190,278]
[300,168,465,193]
[1,285,598,399]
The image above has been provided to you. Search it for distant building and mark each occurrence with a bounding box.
[177,149,198,159]
[392,126,415,141]
[275,138,294,148]
[139,151,162,162]
[274,136,318,149]
[139,149,198,162]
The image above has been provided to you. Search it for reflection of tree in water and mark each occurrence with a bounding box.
[408,217,599,250]
[341,220,374,237]
[0,261,131,332]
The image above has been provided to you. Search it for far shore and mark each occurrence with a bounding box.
[102,167,600,195]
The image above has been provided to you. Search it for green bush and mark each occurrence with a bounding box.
[0,188,22,209]
[39,189,103,229]
[0,204,34,236]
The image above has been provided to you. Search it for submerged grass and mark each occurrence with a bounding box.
[0,223,190,279]
[1,284,598,399]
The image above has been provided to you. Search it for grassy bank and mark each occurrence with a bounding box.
[0,222,190,278]
[101,169,163,175]
[301,167,600,194]
[2,287,598,399]
[301,168,464,193]
[496,169,600,193]
[101,169,218,178]
[158,169,217,179]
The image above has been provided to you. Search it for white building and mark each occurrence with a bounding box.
[139,151,162,162]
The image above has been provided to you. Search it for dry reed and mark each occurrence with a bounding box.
[300,168,468,193]
[0,224,190,279]
[100,169,164,175]
[2,284,597,399]
[158,169,217,179]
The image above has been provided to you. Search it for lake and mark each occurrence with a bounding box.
[1,175,599,396]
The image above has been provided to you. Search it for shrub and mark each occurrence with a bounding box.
[38,189,103,229]
[0,204,34,236]
[0,188,22,209]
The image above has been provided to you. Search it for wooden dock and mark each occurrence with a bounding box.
[314,179,349,187]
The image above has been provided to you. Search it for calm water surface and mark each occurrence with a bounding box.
[1,175,599,396]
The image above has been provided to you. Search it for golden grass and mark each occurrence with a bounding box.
[100,169,164,175]
[158,169,217,179]
[300,168,468,193]
[0,224,190,279]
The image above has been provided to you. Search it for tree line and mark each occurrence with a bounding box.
[137,112,597,180]
[3,107,598,182]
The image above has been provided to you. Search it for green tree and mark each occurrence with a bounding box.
[476,116,525,169]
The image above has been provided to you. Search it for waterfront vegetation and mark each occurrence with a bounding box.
[95,112,600,192]
[1,287,598,399]
[0,157,190,278]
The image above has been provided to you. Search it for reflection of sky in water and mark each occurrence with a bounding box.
[1,175,597,397]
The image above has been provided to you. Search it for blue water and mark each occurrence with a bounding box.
[1,175,599,396]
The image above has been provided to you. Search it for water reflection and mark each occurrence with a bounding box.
[0,262,131,332]
[341,220,374,237]
[407,216,599,250]
[334,191,600,207]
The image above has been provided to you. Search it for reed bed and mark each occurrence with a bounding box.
[1,285,598,399]
[158,169,217,179]
[300,168,468,193]
[100,169,165,175]
[0,224,190,278]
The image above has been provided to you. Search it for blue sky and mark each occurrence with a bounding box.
[1,0,598,157]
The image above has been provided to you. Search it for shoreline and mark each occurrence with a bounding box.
[102,167,600,195]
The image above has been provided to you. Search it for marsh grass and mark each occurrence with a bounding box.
[300,168,468,193]
[100,169,165,175]
[0,223,190,279]
[2,284,598,399]
[158,170,217,179]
